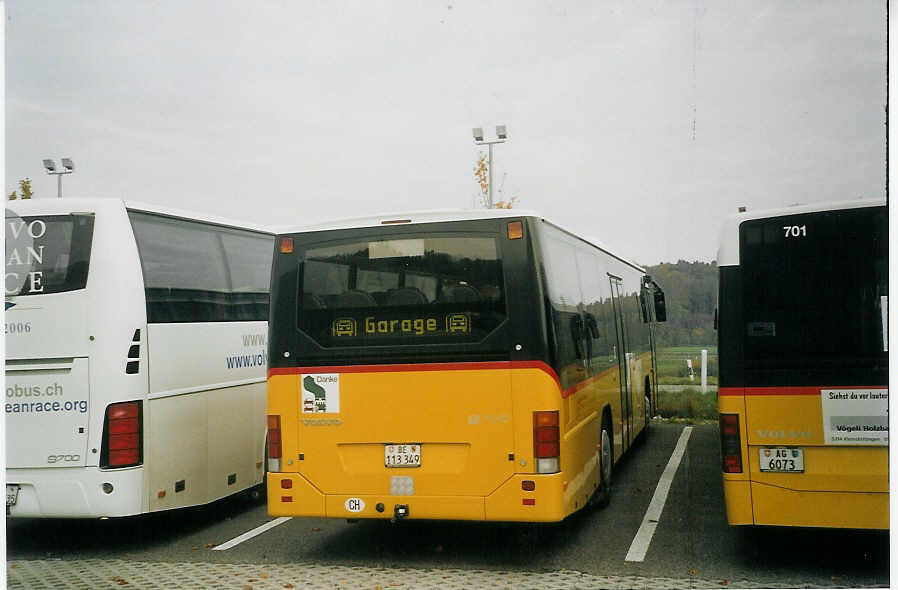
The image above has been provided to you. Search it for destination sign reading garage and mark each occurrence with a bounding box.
[331,313,471,339]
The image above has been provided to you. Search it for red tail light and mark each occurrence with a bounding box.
[720,413,743,473]
[101,401,142,468]
[533,411,560,473]
[267,415,282,472]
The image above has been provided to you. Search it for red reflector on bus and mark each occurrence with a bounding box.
[281,496,293,502]
[720,413,739,437]
[536,442,560,458]
[720,413,743,474]
[507,221,523,240]
[535,428,558,443]
[109,448,139,466]
[280,238,294,253]
[108,433,138,450]
[522,498,536,506]
[108,403,139,420]
[102,401,142,469]
[267,415,282,459]
[533,411,561,473]
[534,411,559,427]
[724,455,743,473]
[108,418,139,435]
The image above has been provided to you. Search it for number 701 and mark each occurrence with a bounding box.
[783,225,807,238]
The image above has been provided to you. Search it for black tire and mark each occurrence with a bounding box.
[593,419,613,508]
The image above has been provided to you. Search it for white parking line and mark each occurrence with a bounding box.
[212,517,292,551]
[624,426,693,562]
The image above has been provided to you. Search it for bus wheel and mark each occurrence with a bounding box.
[593,421,613,508]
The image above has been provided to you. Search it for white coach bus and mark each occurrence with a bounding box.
[5,198,273,518]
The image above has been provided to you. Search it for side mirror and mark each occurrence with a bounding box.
[653,289,667,323]
[584,313,599,339]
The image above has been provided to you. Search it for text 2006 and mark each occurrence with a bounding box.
[5,322,31,334]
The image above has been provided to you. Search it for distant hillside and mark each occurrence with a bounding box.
[645,260,717,347]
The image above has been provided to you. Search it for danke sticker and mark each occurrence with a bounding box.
[301,374,340,414]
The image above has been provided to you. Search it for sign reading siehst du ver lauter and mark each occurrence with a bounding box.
[821,388,888,445]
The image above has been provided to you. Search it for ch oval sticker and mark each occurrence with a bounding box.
[345,497,365,513]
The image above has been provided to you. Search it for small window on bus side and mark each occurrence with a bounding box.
[220,232,274,321]
[129,212,271,323]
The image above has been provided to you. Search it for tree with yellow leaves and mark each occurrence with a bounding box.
[473,153,518,209]
[8,178,34,200]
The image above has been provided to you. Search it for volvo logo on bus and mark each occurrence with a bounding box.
[756,429,812,439]
[302,418,343,427]
[467,414,510,425]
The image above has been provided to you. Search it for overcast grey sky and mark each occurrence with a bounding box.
[4,1,886,265]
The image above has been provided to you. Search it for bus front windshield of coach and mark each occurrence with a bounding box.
[298,234,506,348]
[5,212,95,297]
[740,206,888,383]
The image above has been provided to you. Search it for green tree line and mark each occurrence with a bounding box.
[645,260,717,347]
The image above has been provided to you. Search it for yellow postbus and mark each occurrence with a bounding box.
[717,198,888,529]
[266,210,666,522]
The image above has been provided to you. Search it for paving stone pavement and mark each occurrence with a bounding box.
[6,559,876,589]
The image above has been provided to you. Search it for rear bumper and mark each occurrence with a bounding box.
[6,466,145,518]
[723,478,889,529]
[268,471,567,522]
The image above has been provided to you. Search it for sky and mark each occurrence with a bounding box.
[4,0,887,266]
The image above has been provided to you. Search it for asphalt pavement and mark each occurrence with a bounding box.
[6,423,890,589]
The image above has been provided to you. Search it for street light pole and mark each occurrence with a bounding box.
[472,126,508,208]
[42,158,75,198]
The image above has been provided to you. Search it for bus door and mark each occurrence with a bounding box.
[609,276,632,450]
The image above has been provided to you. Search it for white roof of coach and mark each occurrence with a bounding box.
[716,197,886,267]
[278,208,645,273]
[124,200,273,234]
[6,197,272,234]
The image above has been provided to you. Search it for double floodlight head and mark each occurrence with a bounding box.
[471,125,508,143]
[43,158,75,174]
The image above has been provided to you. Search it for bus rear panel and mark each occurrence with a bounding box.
[267,213,660,522]
[717,201,888,529]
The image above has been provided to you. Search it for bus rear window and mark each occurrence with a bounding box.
[298,235,505,347]
[740,206,887,372]
[5,213,94,296]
